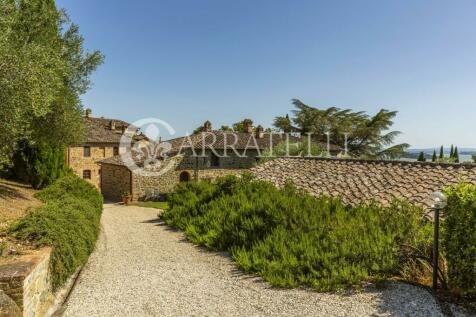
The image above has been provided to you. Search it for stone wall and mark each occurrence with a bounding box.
[177,149,259,170]
[0,248,54,317]
[100,164,132,202]
[131,155,242,200]
[67,143,119,189]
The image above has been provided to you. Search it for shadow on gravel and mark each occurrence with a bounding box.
[141,218,162,224]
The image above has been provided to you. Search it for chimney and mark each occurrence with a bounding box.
[255,125,264,139]
[85,108,92,118]
[109,120,116,130]
[243,119,253,133]
[203,120,212,132]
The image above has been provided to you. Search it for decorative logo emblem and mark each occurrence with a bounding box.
[119,118,176,176]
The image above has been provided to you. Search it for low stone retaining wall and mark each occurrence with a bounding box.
[0,248,54,317]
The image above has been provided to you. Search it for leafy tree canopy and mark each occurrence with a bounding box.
[273,99,409,159]
[0,0,103,168]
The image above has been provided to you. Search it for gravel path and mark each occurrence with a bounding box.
[62,203,444,317]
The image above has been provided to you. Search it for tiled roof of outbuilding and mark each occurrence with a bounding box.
[251,157,476,208]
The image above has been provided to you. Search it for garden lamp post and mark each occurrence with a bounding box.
[430,191,447,291]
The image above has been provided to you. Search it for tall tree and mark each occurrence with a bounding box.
[0,0,103,183]
[417,152,426,162]
[439,146,444,159]
[450,145,454,158]
[432,150,437,162]
[274,99,409,159]
[453,146,459,163]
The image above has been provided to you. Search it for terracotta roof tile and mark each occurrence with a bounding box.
[252,157,476,209]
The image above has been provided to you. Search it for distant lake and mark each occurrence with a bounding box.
[401,154,473,163]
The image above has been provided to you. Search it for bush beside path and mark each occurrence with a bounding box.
[62,203,444,317]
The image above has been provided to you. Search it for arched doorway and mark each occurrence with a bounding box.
[179,171,191,182]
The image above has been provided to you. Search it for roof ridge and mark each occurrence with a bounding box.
[273,156,476,169]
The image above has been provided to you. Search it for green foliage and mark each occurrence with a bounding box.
[162,175,432,291]
[11,140,66,188]
[443,183,476,294]
[0,0,103,168]
[8,175,103,289]
[432,150,437,162]
[453,146,459,163]
[417,152,426,162]
[440,146,444,159]
[273,99,409,159]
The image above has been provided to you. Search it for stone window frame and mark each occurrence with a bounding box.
[113,146,119,156]
[83,146,91,157]
[83,170,91,179]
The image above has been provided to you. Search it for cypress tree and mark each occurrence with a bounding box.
[454,146,459,163]
[432,150,437,162]
[439,146,444,159]
[417,151,426,162]
[450,145,454,158]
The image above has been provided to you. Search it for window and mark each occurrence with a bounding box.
[83,170,91,179]
[210,153,220,167]
[179,171,191,182]
[113,146,119,156]
[83,146,91,157]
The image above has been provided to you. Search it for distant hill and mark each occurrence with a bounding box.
[404,148,475,162]
[407,148,476,155]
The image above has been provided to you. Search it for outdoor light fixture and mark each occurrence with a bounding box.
[431,191,447,209]
[430,191,447,291]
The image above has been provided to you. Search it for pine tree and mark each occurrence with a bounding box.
[432,150,437,162]
[417,151,426,162]
[439,146,444,159]
[450,145,454,158]
[453,146,459,163]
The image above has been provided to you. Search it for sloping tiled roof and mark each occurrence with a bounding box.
[251,157,476,208]
[84,117,147,143]
[165,131,340,154]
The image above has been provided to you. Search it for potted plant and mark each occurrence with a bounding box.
[122,191,131,205]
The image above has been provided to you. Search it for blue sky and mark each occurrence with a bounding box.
[57,0,476,148]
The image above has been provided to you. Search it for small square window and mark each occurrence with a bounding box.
[113,147,119,156]
[84,146,91,157]
[83,170,91,179]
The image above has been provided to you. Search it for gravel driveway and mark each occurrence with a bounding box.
[62,203,444,317]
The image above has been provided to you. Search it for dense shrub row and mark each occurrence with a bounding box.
[162,174,432,291]
[9,175,103,289]
[444,183,476,295]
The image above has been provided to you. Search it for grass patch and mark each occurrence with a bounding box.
[8,175,103,290]
[131,201,169,210]
[161,174,433,291]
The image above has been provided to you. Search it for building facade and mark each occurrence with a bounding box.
[66,109,143,188]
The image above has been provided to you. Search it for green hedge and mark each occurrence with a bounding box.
[9,175,103,289]
[444,183,476,294]
[162,175,432,291]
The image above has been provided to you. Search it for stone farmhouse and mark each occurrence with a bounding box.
[66,109,146,188]
[98,119,324,201]
[70,113,476,207]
